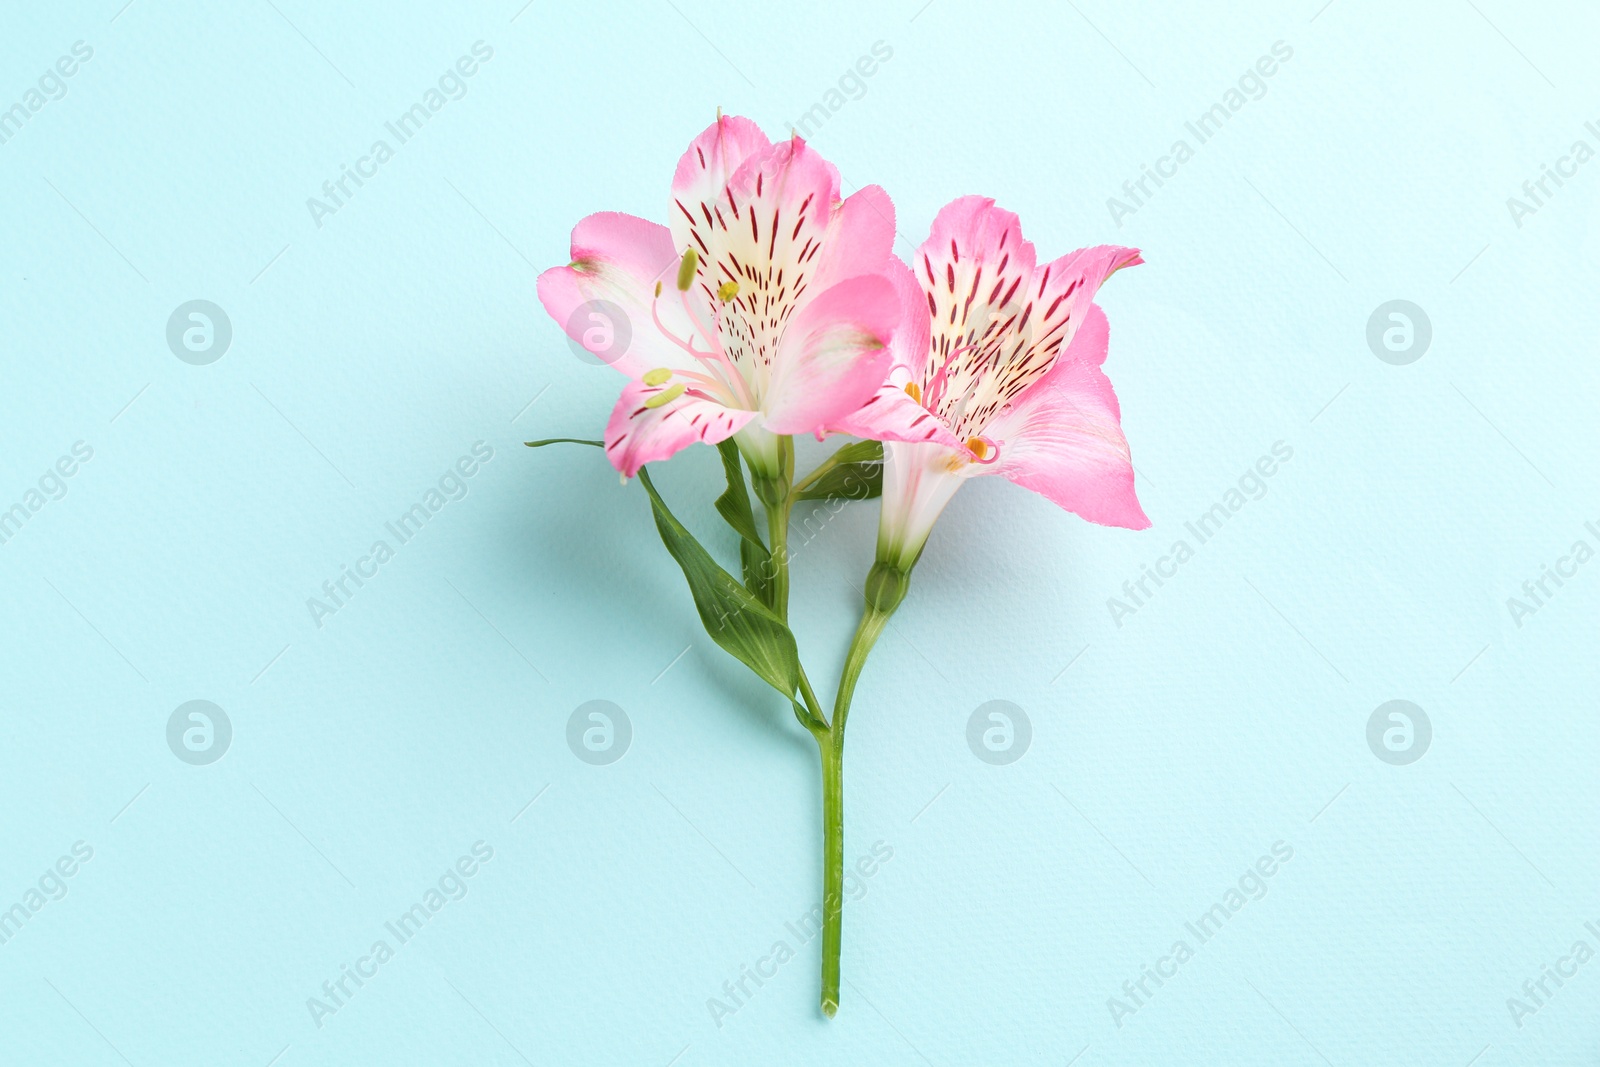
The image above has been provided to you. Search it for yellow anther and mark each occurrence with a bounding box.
[717,280,739,303]
[966,437,989,459]
[642,368,672,386]
[904,381,922,404]
[676,248,699,291]
[644,382,686,408]
[654,281,662,297]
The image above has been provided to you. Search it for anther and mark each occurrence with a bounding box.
[644,383,686,408]
[676,248,699,291]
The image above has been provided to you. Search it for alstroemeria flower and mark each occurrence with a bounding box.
[839,196,1150,570]
[538,115,932,479]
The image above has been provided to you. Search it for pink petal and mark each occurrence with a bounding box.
[760,274,899,437]
[885,253,931,380]
[1011,241,1139,379]
[536,211,704,376]
[829,379,962,447]
[910,197,1038,424]
[673,135,842,384]
[828,258,953,446]
[951,241,1141,440]
[603,377,756,478]
[923,195,1037,278]
[985,305,1149,529]
[669,115,772,255]
[810,184,896,294]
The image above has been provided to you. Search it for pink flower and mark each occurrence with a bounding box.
[537,115,933,478]
[838,196,1149,570]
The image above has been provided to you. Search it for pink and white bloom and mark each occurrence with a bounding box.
[838,196,1149,570]
[537,115,937,478]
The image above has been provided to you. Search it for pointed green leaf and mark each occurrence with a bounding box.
[636,465,799,698]
[713,439,764,547]
[795,440,884,501]
[739,537,775,608]
[824,439,884,466]
[714,440,776,605]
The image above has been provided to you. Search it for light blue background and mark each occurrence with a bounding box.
[2,1,1596,1063]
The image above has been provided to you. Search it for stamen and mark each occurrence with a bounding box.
[903,381,921,404]
[639,249,759,413]
[644,383,686,409]
[924,342,977,411]
[717,280,739,303]
[966,435,1000,465]
[643,368,672,386]
[676,248,699,291]
[678,287,754,409]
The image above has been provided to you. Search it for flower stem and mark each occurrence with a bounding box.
[817,599,891,1018]
[764,496,790,619]
[755,437,795,620]
[818,737,843,1017]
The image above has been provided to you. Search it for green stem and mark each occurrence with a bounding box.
[755,437,795,620]
[764,496,790,621]
[818,736,843,1016]
[817,601,890,1018]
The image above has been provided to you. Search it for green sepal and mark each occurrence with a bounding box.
[636,465,800,699]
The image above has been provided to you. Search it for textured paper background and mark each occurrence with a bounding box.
[1,1,1596,1064]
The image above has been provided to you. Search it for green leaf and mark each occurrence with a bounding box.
[795,439,884,501]
[740,538,775,608]
[713,439,764,547]
[826,439,884,466]
[525,438,604,448]
[712,440,777,606]
[635,465,800,698]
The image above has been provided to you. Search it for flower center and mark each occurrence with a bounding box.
[907,376,1002,467]
[640,251,758,411]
